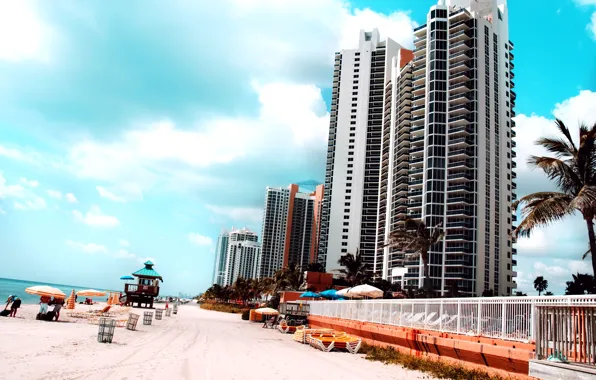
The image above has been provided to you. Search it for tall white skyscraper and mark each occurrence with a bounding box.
[377,0,516,296]
[318,29,405,273]
[212,230,230,286]
[320,0,516,296]
[222,227,259,286]
[257,184,324,279]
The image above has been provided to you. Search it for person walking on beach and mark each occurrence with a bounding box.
[9,297,21,317]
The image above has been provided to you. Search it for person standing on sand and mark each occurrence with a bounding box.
[52,298,63,321]
[9,297,21,317]
[4,295,15,310]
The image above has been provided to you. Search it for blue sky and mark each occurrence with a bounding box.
[0,0,595,296]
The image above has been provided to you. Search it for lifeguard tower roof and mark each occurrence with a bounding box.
[132,260,163,281]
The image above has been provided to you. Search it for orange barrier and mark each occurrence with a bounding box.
[309,315,535,379]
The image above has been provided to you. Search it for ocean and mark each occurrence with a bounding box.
[0,278,119,304]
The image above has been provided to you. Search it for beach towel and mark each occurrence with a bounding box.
[0,310,9,317]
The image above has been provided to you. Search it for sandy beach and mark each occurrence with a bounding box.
[0,303,435,380]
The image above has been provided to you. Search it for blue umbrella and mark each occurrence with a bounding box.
[319,289,338,299]
[299,291,321,298]
[120,275,134,280]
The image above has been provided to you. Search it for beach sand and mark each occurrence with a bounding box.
[0,303,435,380]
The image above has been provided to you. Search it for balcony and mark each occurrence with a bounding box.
[449,137,474,149]
[446,220,474,229]
[450,40,473,54]
[449,115,474,127]
[447,171,475,182]
[447,183,475,193]
[448,159,474,169]
[450,30,472,44]
[448,148,474,159]
[449,92,474,105]
[450,59,470,74]
[449,50,473,65]
[125,284,160,297]
[450,104,473,116]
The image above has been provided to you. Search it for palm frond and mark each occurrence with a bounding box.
[554,119,578,154]
[512,191,565,211]
[570,185,596,212]
[529,156,583,194]
[513,194,574,238]
[535,137,576,159]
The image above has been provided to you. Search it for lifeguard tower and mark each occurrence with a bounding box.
[124,260,163,308]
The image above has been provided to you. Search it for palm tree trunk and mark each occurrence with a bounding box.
[586,218,596,276]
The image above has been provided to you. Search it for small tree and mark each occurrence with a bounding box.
[337,250,371,286]
[544,291,554,296]
[533,276,549,296]
[306,262,326,273]
[384,219,444,295]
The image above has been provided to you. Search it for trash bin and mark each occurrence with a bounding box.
[98,318,116,343]
[155,309,163,320]
[126,313,140,331]
[143,311,153,325]
[165,308,172,317]
[173,304,178,314]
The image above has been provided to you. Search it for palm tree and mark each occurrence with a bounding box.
[306,262,326,273]
[233,277,251,305]
[513,120,596,275]
[533,276,548,296]
[337,250,371,286]
[384,219,444,292]
[565,273,596,295]
[283,262,304,290]
[544,291,554,296]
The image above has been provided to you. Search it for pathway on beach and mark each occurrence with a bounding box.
[0,304,434,380]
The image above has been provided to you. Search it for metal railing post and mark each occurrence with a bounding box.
[457,299,461,334]
[531,299,536,342]
[477,299,482,336]
[439,300,444,331]
[501,301,507,339]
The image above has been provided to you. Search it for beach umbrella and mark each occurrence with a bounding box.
[319,289,338,299]
[25,286,66,299]
[76,289,106,297]
[335,287,362,299]
[66,289,76,309]
[299,291,321,299]
[120,275,134,281]
[348,284,383,299]
[254,307,279,315]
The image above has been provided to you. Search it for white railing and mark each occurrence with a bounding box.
[308,295,596,343]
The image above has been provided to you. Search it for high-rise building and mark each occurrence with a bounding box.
[257,184,324,278]
[376,0,516,296]
[222,227,259,286]
[318,29,406,274]
[212,230,230,286]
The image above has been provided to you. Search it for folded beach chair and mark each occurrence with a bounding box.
[67,305,113,319]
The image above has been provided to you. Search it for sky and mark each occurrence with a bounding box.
[0,0,595,297]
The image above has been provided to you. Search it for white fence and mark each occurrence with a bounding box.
[308,295,596,343]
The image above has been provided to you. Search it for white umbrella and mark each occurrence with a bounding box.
[335,287,363,299]
[348,284,383,299]
[254,307,279,315]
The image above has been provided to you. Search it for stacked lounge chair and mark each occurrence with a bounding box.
[292,327,362,354]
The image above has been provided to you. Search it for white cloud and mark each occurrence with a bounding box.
[47,190,62,199]
[72,205,120,228]
[0,207,5,215]
[96,186,129,203]
[574,0,596,39]
[119,239,130,247]
[206,204,263,223]
[65,193,78,203]
[66,240,108,254]
[113,249,136,259]
[188,233,213,246]
[19,178,39,187]
[514,91,596,194]
[0,0,53,62]
[0,172,46,211]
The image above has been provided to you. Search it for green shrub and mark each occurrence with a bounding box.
[360,344,504,380]
[200,302,244,314]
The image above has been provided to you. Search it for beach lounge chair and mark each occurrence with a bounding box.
[308,332,362,354]
[67,305,113,319]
